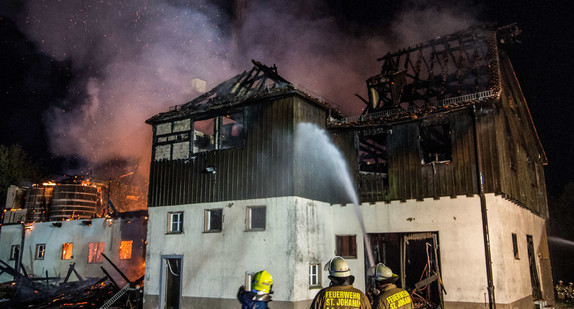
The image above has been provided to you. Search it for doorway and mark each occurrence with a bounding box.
[160,256,183,309]
[366,232,444,308]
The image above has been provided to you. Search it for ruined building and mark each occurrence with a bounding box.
[143,24,552,308]
[0,177,148,307]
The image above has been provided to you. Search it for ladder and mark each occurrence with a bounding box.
[100,283,131,309]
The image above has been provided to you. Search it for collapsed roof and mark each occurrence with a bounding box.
[146,60,339,124]
[335,24,522,126]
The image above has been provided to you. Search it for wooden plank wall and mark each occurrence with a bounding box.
[148,94,331,207]
[384,109,480,201]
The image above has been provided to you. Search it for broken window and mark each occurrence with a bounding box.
[420,124,452,164]
[359,132,388,174]
[9,245,20,260]
[247,206,266,231]
[193,118,216,153]
[336,235,357,259]
[35,244,46,260]
[193,112,245,153]
[220,112,245,150]
[62,243,73,260]
[120,240,133,260]
[512,233,519,259]
[167,212,183,234]
[88,242,105,264]
[309,263,321,288]
[204,208,223,232]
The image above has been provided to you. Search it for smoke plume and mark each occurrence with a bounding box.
[10,0,479,179]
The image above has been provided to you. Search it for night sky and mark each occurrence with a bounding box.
[1,0,573,274]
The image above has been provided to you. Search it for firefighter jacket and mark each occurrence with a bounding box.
[237,286,271,309]
[310,284,372,309]
[373,284,412,309]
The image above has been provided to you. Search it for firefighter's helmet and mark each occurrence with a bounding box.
[324,256,351,278]
[368,263,399,284]
[252,270,273,294]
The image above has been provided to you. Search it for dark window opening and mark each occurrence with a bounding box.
[205,209,223,232]
[336,235,357,259]
[220,112,245,150]
[247,206,266,231]
[359,133,388,174]
[505,117,517,171]
[10,245,20,260]
[36,244,46,260]
[512,233,519,259]
[193,112,245,153]
[420,124,452,164]
[526,235,542,299]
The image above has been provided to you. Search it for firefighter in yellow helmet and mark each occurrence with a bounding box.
[237,270,273,309]
[367,263,412,309]
[310,256,371,309]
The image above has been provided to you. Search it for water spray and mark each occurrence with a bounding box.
[295,122,375,267]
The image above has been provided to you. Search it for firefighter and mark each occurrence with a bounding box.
[367,263,412,309]
[237,270,273,309]
[310,256,372,309]
[556,280,566,300]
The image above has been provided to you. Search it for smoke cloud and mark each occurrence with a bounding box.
[10,0,479,178]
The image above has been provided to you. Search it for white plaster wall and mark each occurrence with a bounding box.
[143,194,548,306]
[144,196,339,304]
[333,195,491,304]
[0,218,137,284]
[486,194,550,304]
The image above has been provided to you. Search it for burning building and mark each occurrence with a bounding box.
[0,176,148,307]
[143,24,552,308]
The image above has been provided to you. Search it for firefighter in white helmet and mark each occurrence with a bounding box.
[310,256,371,309]
[367,263,412,309]
[237,270,273,309]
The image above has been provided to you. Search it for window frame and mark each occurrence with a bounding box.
[246,206,266,231]
[309,263,322,289]
[204,208,223,233]
[336,235,357,259]
[35,243,46,260]
[512,233,520,260]
[88,242,105,264]
[167,211,184,234]
[9,245,20,260]
[62,242,74,260]
[419,123,453,164]
[120,240,133,260]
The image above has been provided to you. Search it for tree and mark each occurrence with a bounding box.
[0,144,45,207]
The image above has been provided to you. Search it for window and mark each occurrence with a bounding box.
[359,132,388,174]
[205,209,223,232]
[220,112,245,150]
[194,112,245,153]
[120,240,133,260]
[9,245,20,260]
[62,243,73,260]
[35,244,46,260]
[247,206,266,231]
[420,124,452,164]
[512,233,519,259]
[336,235,357,258]
[167,212,184,234]
[88,242,105,263]
[309,264,321,288]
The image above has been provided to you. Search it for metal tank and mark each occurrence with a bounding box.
[49,183,100,220]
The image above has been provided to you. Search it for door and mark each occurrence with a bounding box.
[161,256,183,309]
